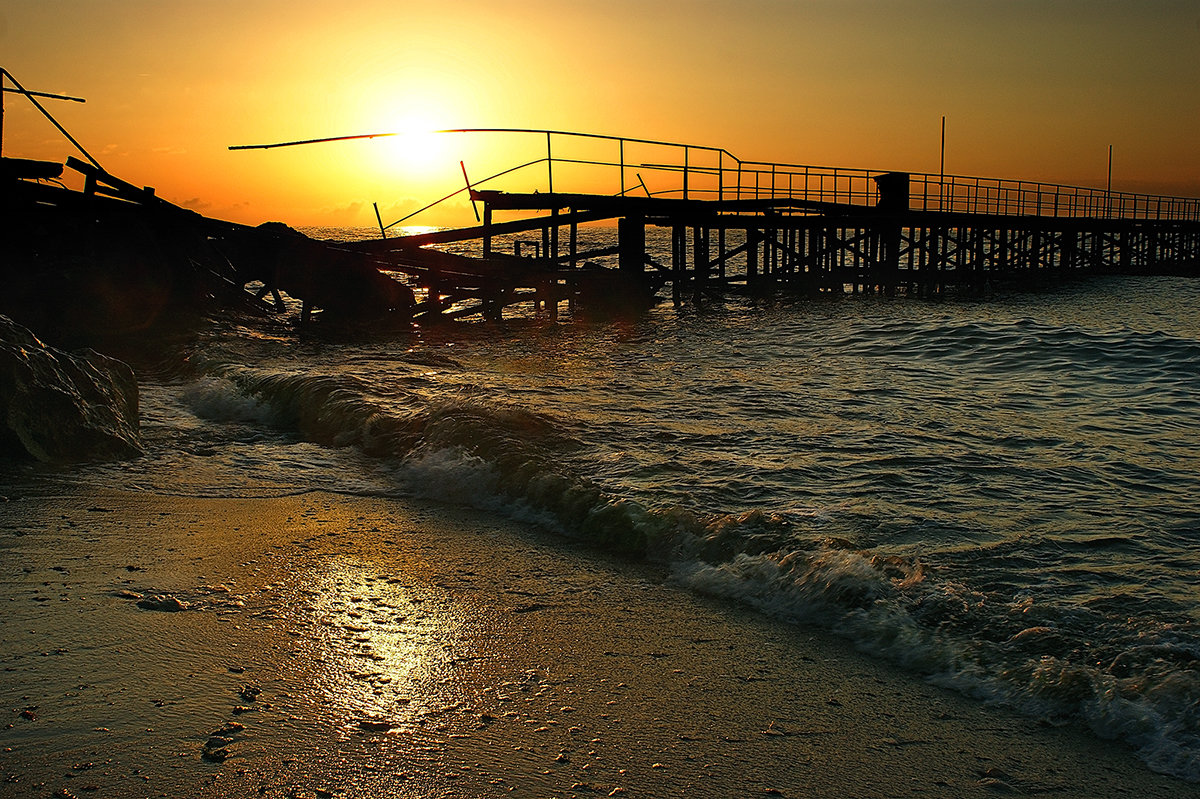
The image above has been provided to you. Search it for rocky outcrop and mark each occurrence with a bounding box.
[0,315,141,462]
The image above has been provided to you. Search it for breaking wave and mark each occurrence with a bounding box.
[162,349,1200,782]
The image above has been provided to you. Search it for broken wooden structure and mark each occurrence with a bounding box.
[3,68,415,338]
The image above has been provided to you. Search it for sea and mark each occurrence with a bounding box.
[9,225,1200,781]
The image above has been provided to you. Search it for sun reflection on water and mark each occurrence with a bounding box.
[302,556,465,732]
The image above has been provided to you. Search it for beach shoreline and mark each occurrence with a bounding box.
[1,487,1192,798]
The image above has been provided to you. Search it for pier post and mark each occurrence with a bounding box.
[618,216,645,273]
[718,229,727,280]
[693,226,710,303]
[671,224,686,307]
[746,228,760,286]
[482,203,493,256]
[1062,229,1078,276]
[550,207,560,264]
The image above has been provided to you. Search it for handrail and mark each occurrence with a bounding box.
[228,125,1200,226]
[424,128,1200,224]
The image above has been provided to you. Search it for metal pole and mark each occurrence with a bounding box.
[546,131,553,194]
[1106,144,1113,218]
[619,139,625,196]
[939,115,946,211]
[718,150,723,203]
[683,146,689,200]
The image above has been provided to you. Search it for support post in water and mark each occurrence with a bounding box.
[618,215,646,274]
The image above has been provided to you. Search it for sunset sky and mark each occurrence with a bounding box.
[3,0,1198,227]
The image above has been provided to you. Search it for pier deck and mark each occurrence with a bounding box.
[339,129,1200,320]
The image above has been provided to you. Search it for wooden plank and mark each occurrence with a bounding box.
[347,208,616,252]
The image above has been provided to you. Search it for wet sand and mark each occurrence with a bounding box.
[0,488,1192,798]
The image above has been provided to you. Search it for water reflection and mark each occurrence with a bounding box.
[301,555,465,733]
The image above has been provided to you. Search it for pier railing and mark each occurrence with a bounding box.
[400,128,1200,227]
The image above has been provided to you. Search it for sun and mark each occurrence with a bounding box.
[375,115,451,178]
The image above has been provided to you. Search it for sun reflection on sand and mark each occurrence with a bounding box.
[300,556,467,733]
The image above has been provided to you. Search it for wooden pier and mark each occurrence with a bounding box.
[334,129,1200,322]
[8,74,1200,332]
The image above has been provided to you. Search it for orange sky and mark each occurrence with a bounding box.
[3,0,1198,227]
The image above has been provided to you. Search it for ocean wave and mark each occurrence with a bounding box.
[180,341,1200,782]
[671,535,1200,782]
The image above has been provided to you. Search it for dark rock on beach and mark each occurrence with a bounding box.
[0,315,141,462]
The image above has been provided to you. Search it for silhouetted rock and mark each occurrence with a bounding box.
[0,315,141,462]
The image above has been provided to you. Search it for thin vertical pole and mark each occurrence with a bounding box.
[939,115,946,211]
[483,203,493,255]
[546,131,553,194]
[619,139,625,196]
[1106,144,1113,218]
[683,146,689,200]
[718,151,723,203]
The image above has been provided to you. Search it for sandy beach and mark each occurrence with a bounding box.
[0,487,1192,799]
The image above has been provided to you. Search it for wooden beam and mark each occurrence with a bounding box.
[347,208,615,251]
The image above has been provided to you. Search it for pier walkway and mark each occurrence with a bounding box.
[338,129,1200,321]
